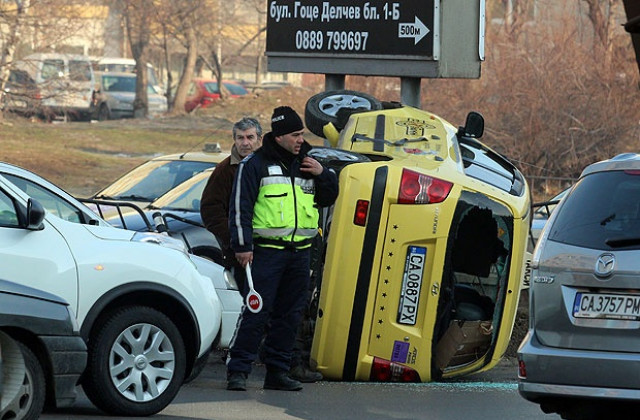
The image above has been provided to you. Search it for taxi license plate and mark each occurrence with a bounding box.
[397,246,426,325]
[573,292,640,320]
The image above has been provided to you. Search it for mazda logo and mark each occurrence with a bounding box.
[595,253,615,277]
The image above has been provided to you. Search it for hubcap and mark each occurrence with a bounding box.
[0,333,34,419]
[318,94,373,117]
[109,323,175,402]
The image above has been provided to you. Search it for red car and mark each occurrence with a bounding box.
[184,79,248,112]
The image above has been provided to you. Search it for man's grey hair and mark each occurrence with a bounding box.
[233,117,263,139]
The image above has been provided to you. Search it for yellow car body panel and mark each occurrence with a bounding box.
[310,101,530,382]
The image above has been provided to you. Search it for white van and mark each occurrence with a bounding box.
[16,53,95,120]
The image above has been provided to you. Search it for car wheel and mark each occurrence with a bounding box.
[0,333,46,420]
[82,306,186,416]
[97,104,110,121]
[305,90,383,137]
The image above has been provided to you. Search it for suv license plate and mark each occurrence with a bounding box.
[397,246,426,325]
[573,292,640,320]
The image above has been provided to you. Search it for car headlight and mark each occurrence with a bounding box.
[132,231,187,254]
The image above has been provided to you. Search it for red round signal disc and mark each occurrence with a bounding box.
[246,292,263,313]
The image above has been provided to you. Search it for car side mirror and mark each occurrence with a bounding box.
[25,198,45,230]
[458,111,484,139]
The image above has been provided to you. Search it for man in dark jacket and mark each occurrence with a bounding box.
[226,106,339,391]
[200,117,262,296]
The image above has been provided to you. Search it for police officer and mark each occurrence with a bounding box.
[226,106,338,391]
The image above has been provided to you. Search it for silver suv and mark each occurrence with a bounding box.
[518,153,640,418]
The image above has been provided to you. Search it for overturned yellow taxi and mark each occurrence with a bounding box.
[305,90,530,382]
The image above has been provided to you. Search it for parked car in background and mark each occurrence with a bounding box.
[1,69,41,116]
[14,53,95,121]
[0,161,230,416]
[184,79,248,112]
[92,147,362,266]
[91,72,167,120]
[0,280,86,420]
[88,143,228,208]
[99,168,222,263]
[93,56,163,95]
[528,187,570,251]
[518,153,640,419]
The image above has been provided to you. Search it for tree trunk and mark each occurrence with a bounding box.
[0,0,30,118]
[123,0,151,118]
[171,22,197,115]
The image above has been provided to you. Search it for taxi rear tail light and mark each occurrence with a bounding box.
[398,169,453,204]
[353,199,369,226]
[370,357,421,382]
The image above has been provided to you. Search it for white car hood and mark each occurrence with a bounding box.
[83,223,136,241]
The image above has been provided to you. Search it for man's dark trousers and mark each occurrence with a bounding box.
[227,245,311,373]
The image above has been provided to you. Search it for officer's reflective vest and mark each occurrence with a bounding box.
[252,170,318,250]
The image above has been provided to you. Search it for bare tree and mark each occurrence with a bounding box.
[0,0,30,112]
[1,0,93,119]
[117,0,151,118]
[582,0,616,47]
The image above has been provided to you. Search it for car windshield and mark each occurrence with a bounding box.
[102,75,157,94]
[202,82,220,94]
[548,171,640,250]
[95,160,215,202]
[151,171,210,211]
[224,83,248,95]
[69,60,92,82]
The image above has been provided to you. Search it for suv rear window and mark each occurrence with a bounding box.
[548,171,640,250]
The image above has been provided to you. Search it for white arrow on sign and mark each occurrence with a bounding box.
[398,16,429,45]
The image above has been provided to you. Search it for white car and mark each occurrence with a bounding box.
[0,162,240,416]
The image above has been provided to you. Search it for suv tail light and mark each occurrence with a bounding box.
[518,359,527,378]
[398,169,453,204]
[370,357,421,382]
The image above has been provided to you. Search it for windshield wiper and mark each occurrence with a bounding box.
[114,194,152,201]
[164,207,194,212]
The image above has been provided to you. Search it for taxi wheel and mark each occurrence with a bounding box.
[82,306,186,416]
[305,90,382,137]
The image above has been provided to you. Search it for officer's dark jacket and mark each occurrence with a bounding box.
[229,133,338,253]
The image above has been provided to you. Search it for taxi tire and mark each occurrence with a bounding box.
[305,90,382,137]
[82,306,186,417]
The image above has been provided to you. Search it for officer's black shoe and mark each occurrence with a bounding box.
[264,369,303,391]
[227,371,248,391]
[289,364,323,383]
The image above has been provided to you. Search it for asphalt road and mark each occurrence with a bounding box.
[42,354,560,420]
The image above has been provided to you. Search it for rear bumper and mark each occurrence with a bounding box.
[518,330,640,402]
[41,335,87,408]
